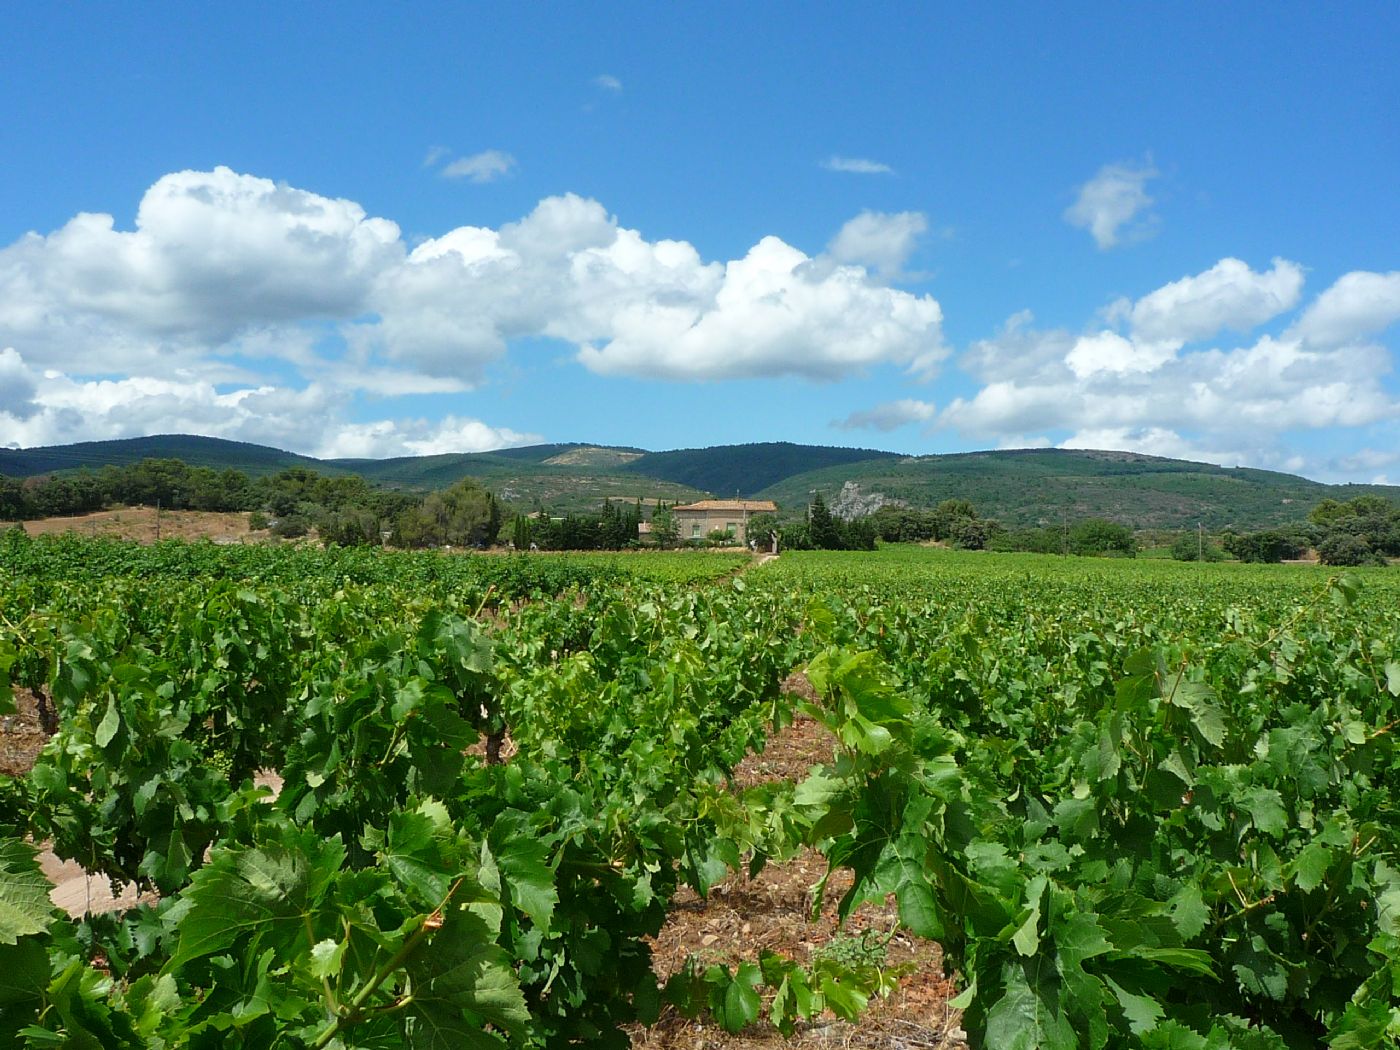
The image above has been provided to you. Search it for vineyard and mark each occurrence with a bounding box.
[2,531,1398,1048]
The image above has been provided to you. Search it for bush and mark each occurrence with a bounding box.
[1222,530,1306,564]
[1170,532,1226,562]
[1317,534,1385,567]
[1069,519,1136,557]
[247,511,270,531]
[270,513,310,540]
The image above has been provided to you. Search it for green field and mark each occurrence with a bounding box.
[2,538,1396,1047]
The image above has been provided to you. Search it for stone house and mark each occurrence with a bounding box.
[671,500,777,544]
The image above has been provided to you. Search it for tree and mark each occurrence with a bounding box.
[1070,519,1137,557]
[1317,534,1383,567]
[392,479,499,549]
[649,504,679,548]
[1222,530,1306,564]
[809,493,841,550]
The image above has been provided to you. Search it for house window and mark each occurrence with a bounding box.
[691,523,701,537]
[726,522,738,535]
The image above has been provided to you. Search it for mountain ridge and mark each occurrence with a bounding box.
[4,434,1397,530]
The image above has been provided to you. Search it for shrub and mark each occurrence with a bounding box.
[1317,534,1384,567]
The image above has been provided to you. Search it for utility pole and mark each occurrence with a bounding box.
[1198,522,1203,561]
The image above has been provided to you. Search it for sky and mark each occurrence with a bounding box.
[1,3,1398,482]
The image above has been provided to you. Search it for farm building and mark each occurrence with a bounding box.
[671,499,777,544]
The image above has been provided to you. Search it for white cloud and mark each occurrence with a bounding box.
[1065,330,1176,378]
[1291,270,1400,347]
[821,156,894,175]
[1121,257,1304,345]
[575,235,946,381]
[593,73,622,92]
[833,398,936,432]
[422,145,451,168]
[0,347,531,460]
[0,347,39,419]
[1064,159,1158,249]
[0,166,402,374]
[827,210,927,279]
[313,416,540,459]
[1057,427,1245,467]
[441,149,517,183]
[360,194,946,383]
[1,170,944,396]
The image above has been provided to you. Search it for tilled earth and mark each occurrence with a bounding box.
[630,676,965,1048]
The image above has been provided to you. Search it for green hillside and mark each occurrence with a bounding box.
[0,435,326,478]
[759,448,1400,530]
[621,441,898,495]
[6,435,1399,530]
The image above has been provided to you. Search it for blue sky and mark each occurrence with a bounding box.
[2,4,1398,481]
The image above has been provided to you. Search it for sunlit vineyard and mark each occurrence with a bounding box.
[2,534,1397,1048]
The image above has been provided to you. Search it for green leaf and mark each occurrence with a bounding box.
[1292,843,1331,893]
[1385,661,1400,697]
[1239,787,1288,838]
[1167,883,1210,940]
[488,814,558,932]
[984,959,1077,1050]
[1172,681,1226,749]
[896,877,944,940]
[163,831,345,972]
[719,962,762,1032]
[1012,877,1047,958]
[0,937,50,1007]
[0,839,53,945]
[1104,975,1165,1035]
[93,698,121,749]
[309,938,345,979]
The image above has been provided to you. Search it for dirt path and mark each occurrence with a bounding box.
[631,676,965,1048]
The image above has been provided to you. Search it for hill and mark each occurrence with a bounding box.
[5,435,1400,530]
[758,448,1400,530]
[0,435,325,478]
[620,441,898,495]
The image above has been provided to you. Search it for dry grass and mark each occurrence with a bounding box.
[2,507,258,544]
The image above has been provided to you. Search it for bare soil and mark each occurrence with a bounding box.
[1,687,50,777]
[2,507,259,544]
[630,676,963,1048]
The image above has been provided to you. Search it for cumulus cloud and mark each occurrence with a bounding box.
[313,416,541,459]
[1119,257,1304,345]
[0,347,39,420]
[1064,159,1158,249]
[0,166,401,374]
[574,235,945,381]
[833,398,936,432]
[0,169,942,396]
[441,149,517,183]
[821,156,894,175]
[593,73,622,92]
[1291,270,1400,347]
[0,348,531,459]
[941,258,1400,477]
[360,193,946,382]
[827,211,927,279]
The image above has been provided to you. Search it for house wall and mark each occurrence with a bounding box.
[676,509,750,543]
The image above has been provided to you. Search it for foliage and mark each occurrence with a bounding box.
[1069,517,1137,557]
[1317,533,1386,567]
[1223,529,1308,563]
[394,479,501,549]
[1171,530,1226,561]
[5,540,1400,1047]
